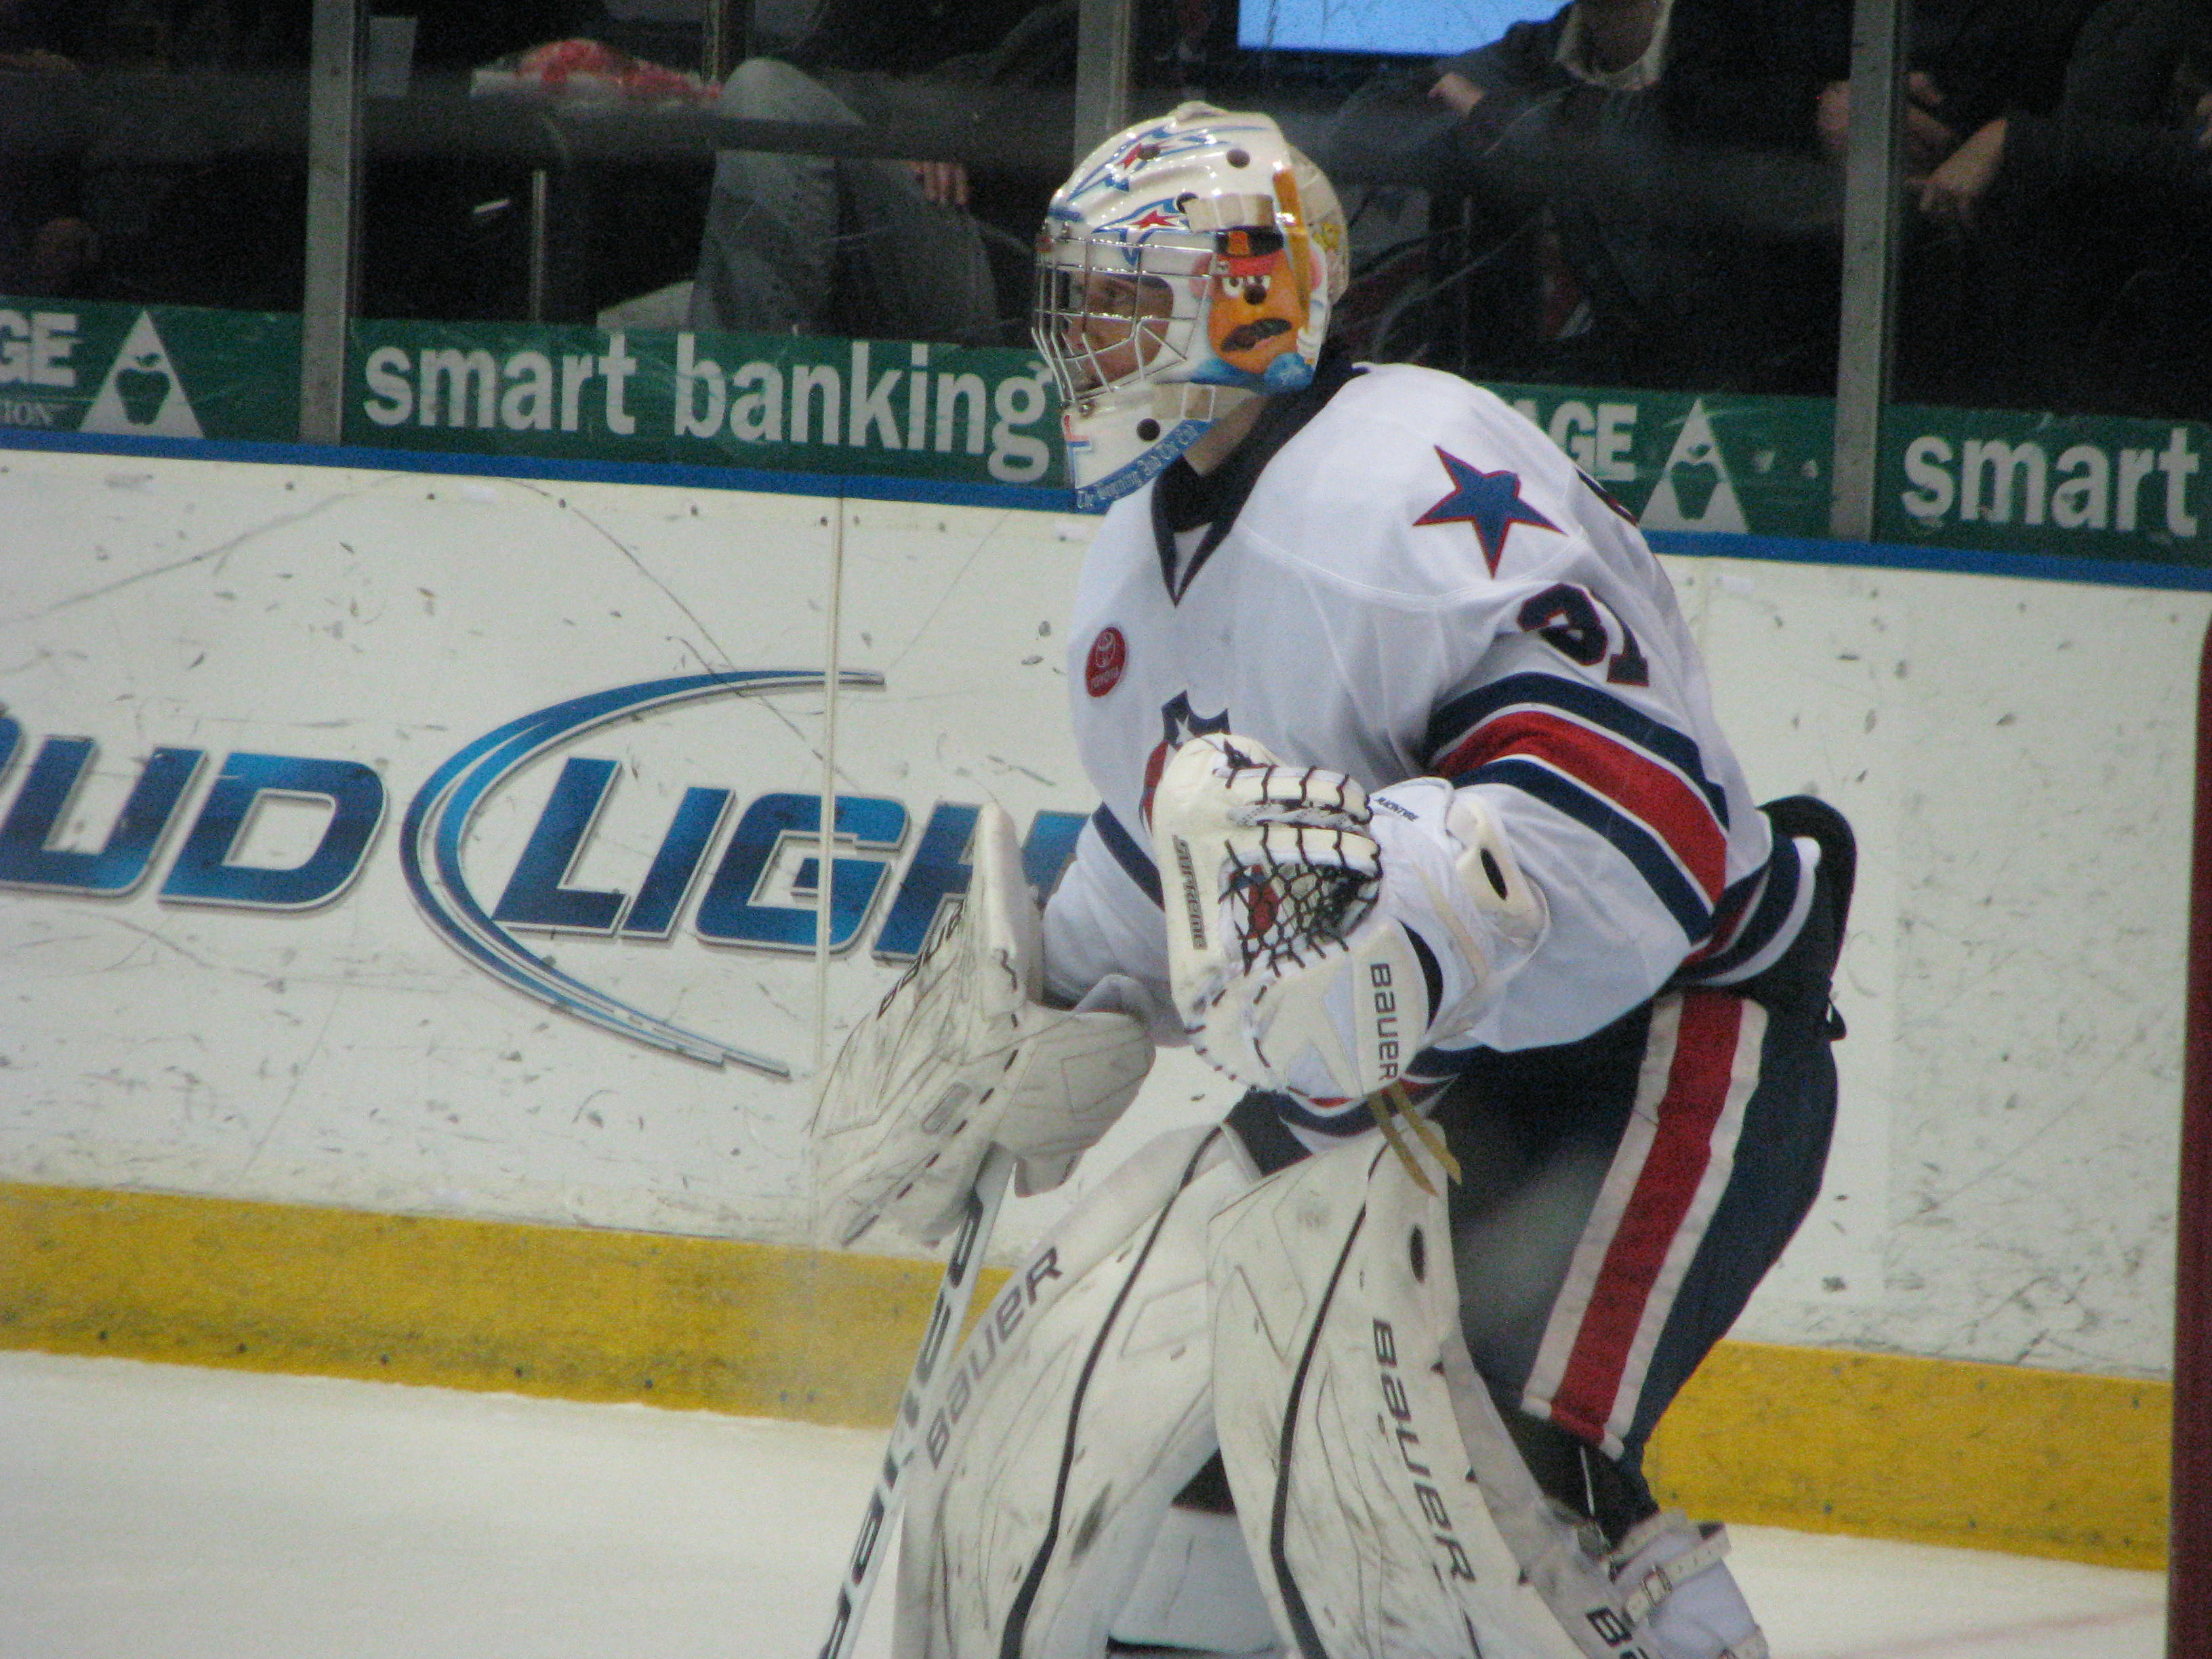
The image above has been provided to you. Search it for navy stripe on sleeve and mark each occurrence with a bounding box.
[1471,756,1715,941]
[1427,673,1729,827]
[1091,804,1163,907]
[1679,832,1803,983]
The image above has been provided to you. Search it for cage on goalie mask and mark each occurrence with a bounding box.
[1033,102,1348,510]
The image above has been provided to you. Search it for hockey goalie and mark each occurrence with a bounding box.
[813,104,1853,1659]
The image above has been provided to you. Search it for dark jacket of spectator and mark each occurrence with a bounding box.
[783,0,1052,77]
[1323,0,1847,392]
[1657,0,1851,150]
[1902,0,2212,414]
[1986,0,2211,208]
[1435,0,1849,152]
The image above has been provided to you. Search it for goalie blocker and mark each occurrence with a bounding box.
[812,802,1155,1248]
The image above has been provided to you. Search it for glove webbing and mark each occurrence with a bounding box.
[1227,823,1376,976]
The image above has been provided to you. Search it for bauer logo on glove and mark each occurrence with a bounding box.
[1150,733,1547,1105]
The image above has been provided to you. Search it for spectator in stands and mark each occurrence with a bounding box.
[4,0,314,309]
[0,0,96,297]
[1325,0,1855,393]
[1895,0,2212,415]
[687,0,1073,344]
[0,0,81,69]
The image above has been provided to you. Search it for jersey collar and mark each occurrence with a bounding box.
[1148,346,1366,605]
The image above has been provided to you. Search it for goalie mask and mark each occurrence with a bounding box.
[1035,102,1349,510]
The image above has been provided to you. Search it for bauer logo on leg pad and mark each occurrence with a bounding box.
[1212,1143,1597,1658]
[1372,1315,1480,1584]
[924,1247,1065,1469]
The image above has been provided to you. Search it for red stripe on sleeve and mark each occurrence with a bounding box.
[1436,709,1727,903]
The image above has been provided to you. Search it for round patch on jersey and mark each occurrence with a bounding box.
[1085,626,1127,697]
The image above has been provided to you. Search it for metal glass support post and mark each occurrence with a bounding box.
[2173,624,2212,1659]
[528,169,550,323]
[701,0,750,83]
[1073,0,1134,161]
[1828,0,1906,541]
[300,0,364,445]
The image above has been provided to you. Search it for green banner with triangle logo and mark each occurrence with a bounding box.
[0,298,298,441]
[1484,384,1835,539]
[4,298,2208,574]
[84,311,205,437]
[1484,382,2212,570]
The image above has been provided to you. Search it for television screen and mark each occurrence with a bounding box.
[1237,0,1563,58]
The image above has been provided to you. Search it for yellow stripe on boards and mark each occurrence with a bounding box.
[1644,1339,2170,1569]
[0,1179,1000,1423]
[0,1181,2171,1568]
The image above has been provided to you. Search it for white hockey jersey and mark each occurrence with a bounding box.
[1042,359,1806,1085]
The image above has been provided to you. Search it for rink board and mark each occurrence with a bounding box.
[1,443,2204,1568]
[0,1176,2173,1570]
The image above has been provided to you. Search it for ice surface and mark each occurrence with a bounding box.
[0,1351,2165,1659]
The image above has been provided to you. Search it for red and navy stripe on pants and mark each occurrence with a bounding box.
[1521,989,1767,1458]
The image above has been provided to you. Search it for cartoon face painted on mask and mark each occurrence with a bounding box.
[1036,104,1349,505]
[1205,226,1311,377]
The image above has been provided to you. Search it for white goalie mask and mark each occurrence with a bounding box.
[1034,102,1349,510]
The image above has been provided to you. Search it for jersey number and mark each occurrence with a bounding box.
[1517,583,1650,687]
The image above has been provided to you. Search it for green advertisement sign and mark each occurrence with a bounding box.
[6,297,2209,573]
[1485,384,2212,571]
[1481,384,1835,541]
[0,298,298,442]
[1875,403,2210,567]
[346,319,1058,489]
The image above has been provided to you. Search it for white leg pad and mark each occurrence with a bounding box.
[1112,1506,1282,1656]
[895,1125,1267,1659]
[1209,1134,1718,1659]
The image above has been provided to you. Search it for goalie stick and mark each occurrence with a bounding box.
[819,1143,1017,1659]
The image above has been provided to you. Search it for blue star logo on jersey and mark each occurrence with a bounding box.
[1158,693,1231,750]
[1139,693,1231,827]
[1414,447,1560,574]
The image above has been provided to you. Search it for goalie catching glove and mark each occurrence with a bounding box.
[812,803,1155,1248]
[1151,733,1547,1105]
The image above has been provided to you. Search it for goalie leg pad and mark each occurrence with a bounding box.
[1207,1132,1765,1659]
[1111,1504,1281,1656]
[895,1126,1269,1659]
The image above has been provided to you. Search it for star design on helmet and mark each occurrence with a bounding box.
[1074,119,1226,196]
[1121,201,1184,232]
[1413,447,1560,574]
